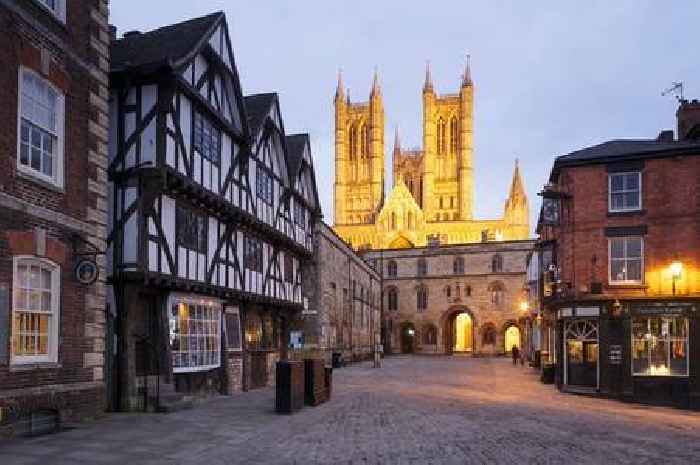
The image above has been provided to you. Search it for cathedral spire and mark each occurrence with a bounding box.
[371,66,381,97]
[335,67,344,100]
[462,54,473,87]
[508,158,526,200]
[424,60,433,92]
[394,126,401,152]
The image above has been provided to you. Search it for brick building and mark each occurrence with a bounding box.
[0,0,110,434]
[299,222,381,363]
[363,239,535,356]
[537,100,700,408]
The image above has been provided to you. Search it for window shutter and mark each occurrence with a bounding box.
[0,285,9,364]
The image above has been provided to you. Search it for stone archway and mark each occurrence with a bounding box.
[441,306,477,355]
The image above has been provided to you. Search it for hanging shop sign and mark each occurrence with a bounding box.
[75,258,99,285]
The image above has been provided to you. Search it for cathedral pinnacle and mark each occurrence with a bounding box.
[424,60,434,92]
[394,126,401,152]
[508,158,526,200]
[371,66,381,97]
[462,54,473,87]
[336,67,344,100]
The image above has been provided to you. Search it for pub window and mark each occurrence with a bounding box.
[609,236,643,284]
[417,258,427,277]
[609,171,641,212]
[18,67,65,187]
[387,260,397,277]
[244,235,263,273]
[11,256,60,364]
[256,165,274,205]
[284,254,294,283]
[193,111,221,164]
[169,297,221,372]
[632,316,688,376]
[176,205,207,254]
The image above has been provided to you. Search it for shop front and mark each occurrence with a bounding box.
[554,301,700,409]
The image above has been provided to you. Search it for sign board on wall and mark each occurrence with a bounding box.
[609,345,622,365]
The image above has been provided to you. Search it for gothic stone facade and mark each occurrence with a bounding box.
[301,222,381,363]
[0,0,110,433]
[363,240,535,355]
[333,63,529,249]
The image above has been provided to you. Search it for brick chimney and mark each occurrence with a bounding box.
[676,99,700,140]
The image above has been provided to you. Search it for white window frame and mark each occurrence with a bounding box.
[608,236,644,285]
[34,0,66,23]
[167,293,222,373]
[17,66,65,189]
[608,171,642,213]
[11,256,61,365]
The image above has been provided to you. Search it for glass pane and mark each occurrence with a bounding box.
[21,123,29,143]
[624,192,639,209]
[670,341,687,376]
[31,147,41,170]
[649,317,662,337]
[632,339,649,374]
[17,264,29,287]
[610,174,623,192]
[670,318,688,338]
[41,291,51,312]
[632,318,647,339]
[610,260,625,281]
[567,341,583,363]
[610,239,624,258]
[624,173,639,190]
[649,339,669,375]
[626,259,642,281]
[585,343,598,363]
[30,266,41,288]
[29,290,41,311]
[610,193,624,210]
[41,268,51,289]
[31,127,42,147]
[626,238,642,258]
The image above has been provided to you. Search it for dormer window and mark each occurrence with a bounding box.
[609,172,641,212]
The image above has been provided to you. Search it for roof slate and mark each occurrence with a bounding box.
[111,12,222,72]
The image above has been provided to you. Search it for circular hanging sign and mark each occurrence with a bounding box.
[75,259,99,285]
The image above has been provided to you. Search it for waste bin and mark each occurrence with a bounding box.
[275,361,304,414]
[304,359,327,406]
[332,352,343,368]
[324,366,333,400]
[541,363,555,384]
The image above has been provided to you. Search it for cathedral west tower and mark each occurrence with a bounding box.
[334,60,530,250]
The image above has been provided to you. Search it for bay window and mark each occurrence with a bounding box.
[609,236,643,284]
[12,256,60,364]
[168,296,221,372]
[18,67,64,188]
[632,316,688,376]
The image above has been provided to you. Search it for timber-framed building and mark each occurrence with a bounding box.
[107,12,320,411]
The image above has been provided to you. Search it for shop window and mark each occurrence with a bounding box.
[609,236,643,284]
[169,297,221,372]
[18,67,64,187]
[632,316,688,376]
[609,171,641,212]
[11,256,60,364]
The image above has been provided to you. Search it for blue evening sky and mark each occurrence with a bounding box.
[111,1,700,232]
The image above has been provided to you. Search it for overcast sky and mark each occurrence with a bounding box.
[111,1,700,231]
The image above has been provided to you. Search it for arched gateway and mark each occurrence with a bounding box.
[442,306,476,355]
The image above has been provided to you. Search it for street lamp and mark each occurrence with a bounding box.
[670,259,683,296]
[519,300,529,313]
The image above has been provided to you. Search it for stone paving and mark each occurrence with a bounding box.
[1,356,700,464]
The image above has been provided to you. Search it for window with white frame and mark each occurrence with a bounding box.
[12,256,60,364]
[18,68,64,187]
[35,0,66,23]
[609,172,641,212]
[168,296,221,372]
[609,236,643,284]
[632,316,688,376]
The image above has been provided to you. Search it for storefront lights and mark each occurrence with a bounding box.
[670,260,683,279]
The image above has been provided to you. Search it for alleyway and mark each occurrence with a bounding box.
[2,356,699,464]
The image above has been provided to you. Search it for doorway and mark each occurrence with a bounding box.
[565,320,599,388]
[400,322,415,353]
[504,325,521,353]
[453,313,473,352]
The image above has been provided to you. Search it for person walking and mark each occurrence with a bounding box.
[511,345,519,365]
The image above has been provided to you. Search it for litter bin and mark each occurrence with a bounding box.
[275,360,304,414]
[304,359,327,406]
[541,363,555,384]
[324,366,333,400]
[332,352,343,368]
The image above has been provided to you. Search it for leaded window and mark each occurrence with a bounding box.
[193,111,221,164]
[609,237,643,284]
[176,205,207,253]
[632,316,688,376]
[293,200,306,227]
[12,257,60,364]
[256,165,274,205]
[609,172,641,212]
[19,68,64,186]
[244,235,263,272]
[168,297,221,372]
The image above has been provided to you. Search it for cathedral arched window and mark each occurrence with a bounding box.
[349,124,358,160]
[437,118,447,155]
[450,117,459,154]
[360,123,369,158]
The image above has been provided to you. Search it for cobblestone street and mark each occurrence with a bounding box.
[2,356,700,464]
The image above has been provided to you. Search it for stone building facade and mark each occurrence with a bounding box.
[300,222,381,363]
[363,240,535,355]
[333,62,529,249]
[0,0,110,433]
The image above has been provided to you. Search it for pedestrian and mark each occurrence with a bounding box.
[520,349,526,367]
[511,345,519,365]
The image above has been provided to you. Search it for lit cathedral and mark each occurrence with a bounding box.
[332,60,530,249]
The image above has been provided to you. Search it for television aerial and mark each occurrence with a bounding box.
[662,81,684,101]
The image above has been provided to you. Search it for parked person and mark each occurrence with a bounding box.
[511,345,519,365]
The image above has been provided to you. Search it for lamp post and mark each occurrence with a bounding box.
[670,260,683,296]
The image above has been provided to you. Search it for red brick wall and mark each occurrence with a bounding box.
[543,155,700,298]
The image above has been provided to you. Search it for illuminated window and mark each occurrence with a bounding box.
[11,257,60,364]
[609,237,643,284]
[632,316,688,376]
[609,172,641,212]
[169,296,221,372]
